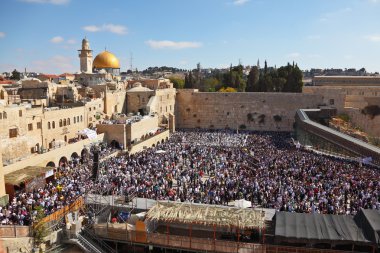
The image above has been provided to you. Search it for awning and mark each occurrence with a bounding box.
[77,128,97,140]
[5,166,53,186]
[275,211,371,245]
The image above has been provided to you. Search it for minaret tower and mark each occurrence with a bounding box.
[78,37,93,73]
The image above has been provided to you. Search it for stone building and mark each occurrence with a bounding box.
[304,76,380,136]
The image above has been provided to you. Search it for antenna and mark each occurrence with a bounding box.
[130,52,134,72]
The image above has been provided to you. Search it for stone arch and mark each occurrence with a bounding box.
[71,152,79,160]
[110,140,120,149]
[46,161,55,167]
[81,148,89,161]
[58,156,68,167]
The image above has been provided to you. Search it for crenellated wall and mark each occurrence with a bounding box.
[175,90,323,131]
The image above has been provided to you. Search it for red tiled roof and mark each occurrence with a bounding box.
[39,74,60,78]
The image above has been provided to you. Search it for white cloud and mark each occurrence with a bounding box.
[20,0,70,5]
[66,39,76,44]
[365,34,380,42]
[287,52,301,58]
[146,40,202,49]
[0,32,5,38]
[50,36,64,43]
[232,0,249,5]
[32,55,76,73]
[83,24,128,35]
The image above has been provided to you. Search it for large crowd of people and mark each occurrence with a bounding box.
[1,130,380,226]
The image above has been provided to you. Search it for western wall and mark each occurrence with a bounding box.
[175,90,323,131]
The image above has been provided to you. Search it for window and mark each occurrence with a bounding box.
[167,94,169,99]
[74,117,76,124]
[19,110,22,117]
[37,122,42,129]
[80,115,83,122]
[67,118,70,125]
[52,121,55,129]
[0,114,2,120]
[63,119,67,126]
[28,123,33,131]
[89,108,92,111]
[9,128,17,138]
[329,99,335,105]
[77,116,79,122]
[3,112,6,119]
[170,105,172,111]
[59,119,62,127]
[166,106,167,112]
[48,122,51,129]
[89,117,92,122]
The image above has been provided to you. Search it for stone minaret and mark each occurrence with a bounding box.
[78,37,93,73]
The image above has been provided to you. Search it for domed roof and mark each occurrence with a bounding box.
[93,51,120,69]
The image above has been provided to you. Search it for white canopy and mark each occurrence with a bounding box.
[234,199,251,208]
[77,128,97,140]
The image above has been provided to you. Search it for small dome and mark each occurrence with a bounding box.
[93,51,120,69]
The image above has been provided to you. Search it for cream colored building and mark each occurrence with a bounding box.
[304,76,380,137]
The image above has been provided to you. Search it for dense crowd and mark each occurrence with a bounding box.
[1,130,380,226]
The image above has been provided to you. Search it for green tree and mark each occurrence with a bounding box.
[169,77,185,89]
[246,66,259,92]
[184,72,194,89]
[33,206,48,249]
[11,69,21,80]
[202,77,219,92]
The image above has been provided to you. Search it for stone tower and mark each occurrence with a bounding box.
[78,37,93,73]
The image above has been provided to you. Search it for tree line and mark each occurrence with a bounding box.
[170,61,303,93]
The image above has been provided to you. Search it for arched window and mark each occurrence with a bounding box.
[59,119,63,127]
[63,119,66,126]
[67,118,70,125]
[52,121,55,128]
[80,115,83,122]
[48,122,51,129]
[3,112,7,119]
[77,116,79,122]
[74,117,76,124]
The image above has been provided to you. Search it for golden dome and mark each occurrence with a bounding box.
[93,51,120,69]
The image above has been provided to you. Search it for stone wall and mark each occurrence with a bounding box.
[104,90,127,116]
[127,116,159,144]
[129,130,170,154]
[345,108,380,137]
[175,90,323,131]
[3,133,105,175]
[97,124,126,148]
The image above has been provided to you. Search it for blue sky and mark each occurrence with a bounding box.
[0,0,379,74]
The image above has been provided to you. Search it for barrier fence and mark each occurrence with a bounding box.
[0,225,32,238]
[93,224,355,253]
[37,196,84,226]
